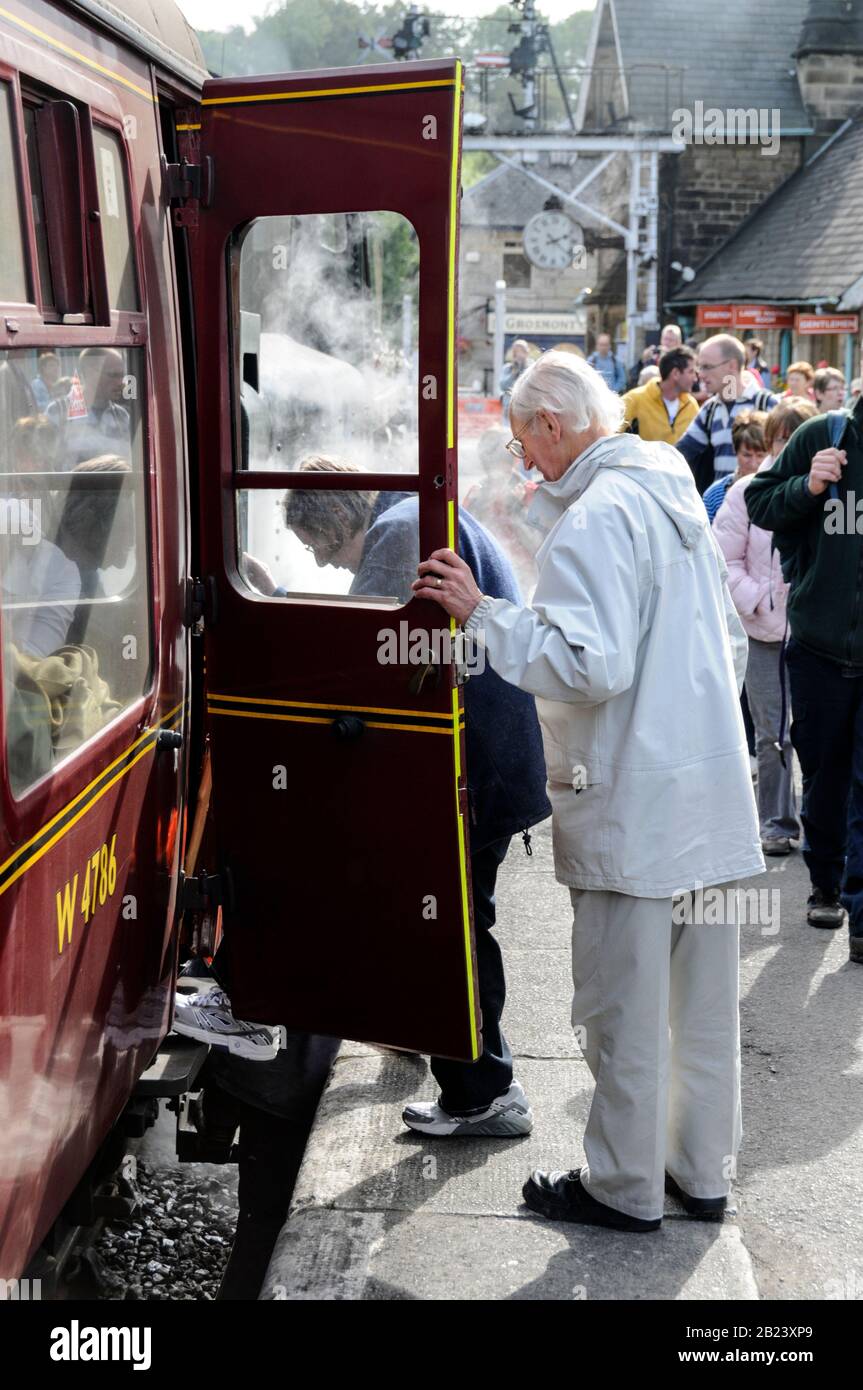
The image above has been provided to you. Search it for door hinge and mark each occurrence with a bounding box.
[161,154,214,222]
[184,576,217,630]
[179,870,223,914]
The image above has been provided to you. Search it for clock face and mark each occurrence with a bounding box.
[523,211,577,270]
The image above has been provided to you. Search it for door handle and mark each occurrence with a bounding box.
[157,729,184,752]
[408,661,440,695]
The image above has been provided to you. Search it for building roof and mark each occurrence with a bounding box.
[796,0,863,57]
[462,157,603,231]
[669,112,863,306]
[582,0,813,133]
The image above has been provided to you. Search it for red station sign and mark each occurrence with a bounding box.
[696,304,796,329]
[796,313,860,335]
[733,305,795,329]
[696,305,734,327]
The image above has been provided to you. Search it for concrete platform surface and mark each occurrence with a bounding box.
[262,818,863,1300]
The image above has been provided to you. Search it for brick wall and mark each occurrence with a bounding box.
[798,52,863,132]
[664,140,804,274]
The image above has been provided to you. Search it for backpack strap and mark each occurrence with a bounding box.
[826,409,850,500]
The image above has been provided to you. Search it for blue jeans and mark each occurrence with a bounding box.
[786,638,863,935]
[431,835,513,1114]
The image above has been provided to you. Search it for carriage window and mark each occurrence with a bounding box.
[0,84,29,305]
[93,126,138,311]
[0,346,152,796]
[23,105,55,312]
[236,211,419,472]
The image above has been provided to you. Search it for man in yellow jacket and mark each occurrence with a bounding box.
[621,346,699,444]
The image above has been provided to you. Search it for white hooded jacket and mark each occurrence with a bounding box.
[463,432,764,897]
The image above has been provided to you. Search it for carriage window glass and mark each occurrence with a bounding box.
[23,105,55,311]
[236,483,419,606]
[93,126,139,311]
[0,346,152,797]
[235,212,419,472]
[0,84,29,304]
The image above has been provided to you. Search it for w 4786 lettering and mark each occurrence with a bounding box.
[56,835,119,954]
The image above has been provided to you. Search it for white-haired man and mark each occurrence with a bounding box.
[677,333,777,493]
[415,351,763,1232]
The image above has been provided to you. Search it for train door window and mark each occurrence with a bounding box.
[234,210,419,601]
[0,83,29,305]
[239,483,419,604]
[236,211,419,472]
[0,346,152,797]
[93,126,138,312]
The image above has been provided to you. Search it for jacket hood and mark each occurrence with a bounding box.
[528,432,706,550]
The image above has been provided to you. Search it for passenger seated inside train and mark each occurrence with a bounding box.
[30,351,70,413]
[1,413,74,657]
[47,347,132,470]
[1,452,138,794]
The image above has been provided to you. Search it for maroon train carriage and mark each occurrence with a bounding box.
[0,0,479,1281]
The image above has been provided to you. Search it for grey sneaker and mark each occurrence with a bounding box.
[172,987,284,1061]
[402,1080,533,1137]
[850,937,863,965]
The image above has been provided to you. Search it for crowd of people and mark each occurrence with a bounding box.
[490,326,860,948]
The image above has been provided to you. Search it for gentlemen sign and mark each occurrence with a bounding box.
[796,313,860,335]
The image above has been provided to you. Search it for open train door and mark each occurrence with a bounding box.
[187,59,479,1058]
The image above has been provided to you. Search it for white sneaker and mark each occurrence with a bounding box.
[172,987,283,1061]
[402,1080,533,1137]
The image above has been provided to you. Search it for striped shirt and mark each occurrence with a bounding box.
[702,472,735,524]
[677,384,778,479]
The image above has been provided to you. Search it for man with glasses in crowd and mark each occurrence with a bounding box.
[677,334,778,494]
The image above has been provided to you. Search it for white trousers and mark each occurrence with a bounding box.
[569,883,742,1221]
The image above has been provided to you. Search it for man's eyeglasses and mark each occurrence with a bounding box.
[301,529,342,561]
[698,355,731,372]
[505,413,536,460]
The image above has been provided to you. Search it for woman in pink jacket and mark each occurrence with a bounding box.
[713,398,816,854]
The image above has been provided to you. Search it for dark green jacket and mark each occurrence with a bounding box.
[745,400,863,668]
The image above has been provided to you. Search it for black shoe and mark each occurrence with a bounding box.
[807,888,846,929]
[761,837,792,856]
[665,1172,727,1222]
[522,1167,661,1232]
[850,937,863,965]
